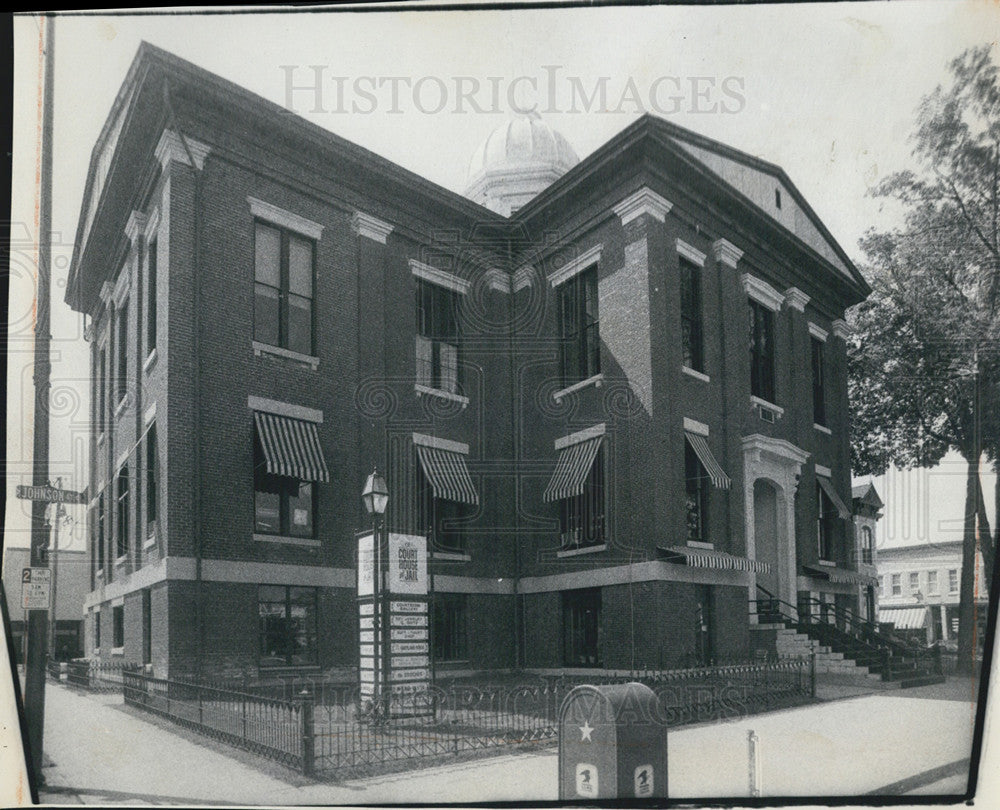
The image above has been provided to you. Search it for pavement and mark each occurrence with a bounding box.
[18,675,984,805]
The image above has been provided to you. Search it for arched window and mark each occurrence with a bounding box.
[860,526,873,564]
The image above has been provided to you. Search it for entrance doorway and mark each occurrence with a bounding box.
[753,479,781,614]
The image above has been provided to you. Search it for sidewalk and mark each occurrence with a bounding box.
[35,678,978,805]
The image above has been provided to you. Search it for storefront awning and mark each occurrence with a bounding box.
[415,444,479,505]
[802,564,877,586]
[880,606,929,630]
[543,436,602,503]
[253,411,330,483]
[817,475,851,519]
[657,545,770,573]
[684,432,731,489]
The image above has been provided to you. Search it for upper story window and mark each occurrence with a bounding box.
[685,442,709,543]
[748,300,775,403]
[97,348,106,432]
[416,462,468,552]
[254,438,315,539]
[949,569,959,593]
[811,337,826,426]
[146,238,158,360]
[909,571,920,593]
[96,493,105,573]
[679,256,704,373]
[816,481,836,560]
[891,573,902,596]
[558,265,600,386]
[415,278,461,394]
[116,464,129,559]
[145,422,158,534]
[860,525,873,564]
[927,569,939,595]
[254,221,315,356]
[559,445,605,549]
[878,576,884,597]
[116,305,129,405]
[412,435,478,553]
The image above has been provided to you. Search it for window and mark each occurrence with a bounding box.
[416,463,467,552]
[878,576,884,597]
[116,465,129,558]
[96,494,105,573]
[679,257,703,372]
[949,569,959,593]
[146,238,157,358]
[559,445,605,548]
[94,612,101,650]
[563,588,602,667]
[891,573,902,596]
[146,423,158,533]
[112,605,124,649]
[558,265,600,386]
[254,221,315,356]
[909,572,920,593]
[775,188,782,209]
[928,570,939,595]
[811,337,826,426]
[415,278,461,393]
[816,481,835,560]
[141,589,152,665]
[258,585,318,667]
[253,435,315,538]
[860,526,873,564]
[116,305,128,404]
[685,442,710,543]
[97,349,106,432]
[749,300,775,403]
[432,593,467,661]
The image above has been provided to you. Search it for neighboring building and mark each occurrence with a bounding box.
[852,482,883,623]
[877,541,989,647]
[2,546,89,662]
[66,45,872,680]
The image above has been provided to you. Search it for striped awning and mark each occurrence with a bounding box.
[253,411,330,483]
[543,437,602,503]
[685,432,731,490]
[657,545,770,573]
[415,444,478,505]
[881,606,929,630]
[803,564,877,586]
[817,475,851,519]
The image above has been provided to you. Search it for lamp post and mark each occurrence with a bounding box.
[361,468,389,723]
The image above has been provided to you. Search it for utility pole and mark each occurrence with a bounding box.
[24,13,55,790]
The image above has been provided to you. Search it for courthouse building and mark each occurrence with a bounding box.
[68,44,873,679]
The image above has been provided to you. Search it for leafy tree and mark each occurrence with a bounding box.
[848,45,1000,675]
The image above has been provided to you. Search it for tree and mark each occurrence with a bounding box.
[849,44,1000,675]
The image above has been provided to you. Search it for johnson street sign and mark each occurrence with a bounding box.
[16,484,86,505]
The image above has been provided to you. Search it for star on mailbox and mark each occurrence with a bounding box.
[579,721,594,742]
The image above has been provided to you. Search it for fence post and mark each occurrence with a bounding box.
[747,730,762,797]
[809,653,816,697]
[299,688,315,777]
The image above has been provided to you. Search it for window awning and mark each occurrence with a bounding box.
[685,432,731,489]
[880,606,929,630]
[657,545,770,573]
[817,476,851,519]
[802,564,877,586]
[253,411,330,483]
[415,444,478,505]
[543,436,602,503]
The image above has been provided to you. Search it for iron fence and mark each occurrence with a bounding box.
[118,659,812,779]
[64,659,129,692]
[122,670,305,771]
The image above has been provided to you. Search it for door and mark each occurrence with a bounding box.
[695,585,714,666]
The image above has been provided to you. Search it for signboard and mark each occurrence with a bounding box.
[388,534,427,594]
[16,485,85,504]
[21,568,52,610]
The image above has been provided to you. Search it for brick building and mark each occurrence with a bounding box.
[67,44,872,680]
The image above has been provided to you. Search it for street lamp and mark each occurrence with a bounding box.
[361,468,389,723]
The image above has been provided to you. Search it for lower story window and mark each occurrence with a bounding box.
[432,593,468,662]
[563,588,602,667]
[258,585,318,667]
[112,605,124,648]
[94,611,101,649]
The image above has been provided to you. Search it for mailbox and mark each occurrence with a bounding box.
[558,682,667,800]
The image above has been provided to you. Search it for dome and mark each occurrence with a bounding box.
[464,112,580,216]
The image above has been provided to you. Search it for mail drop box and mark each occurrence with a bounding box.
[558,682,667,800]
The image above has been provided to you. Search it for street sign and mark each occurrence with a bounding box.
[21,568,52,610]
[16,484,85,504]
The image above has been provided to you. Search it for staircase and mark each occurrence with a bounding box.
[755,587,945,689]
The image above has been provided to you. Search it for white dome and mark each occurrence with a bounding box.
[464,112,579,216]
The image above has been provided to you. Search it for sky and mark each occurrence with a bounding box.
[5,2,999,551]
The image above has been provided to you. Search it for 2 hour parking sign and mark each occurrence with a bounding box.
[21,568,52,610]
